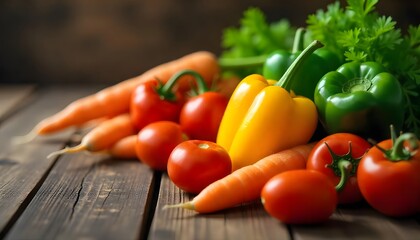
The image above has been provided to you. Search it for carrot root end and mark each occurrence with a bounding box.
[47,144,88,159]
[162,201,195,211]
[11,129,38,145]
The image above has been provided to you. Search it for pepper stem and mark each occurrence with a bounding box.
[158,70,209,100]
[275,40,324,91]
[292,27,306,53]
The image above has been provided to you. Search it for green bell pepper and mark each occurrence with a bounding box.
[218,28,342,100]
[262,28,342,100]
[314,61,405,140]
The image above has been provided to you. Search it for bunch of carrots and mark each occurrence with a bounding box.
[17,51,226,158]
[17,50,317,215]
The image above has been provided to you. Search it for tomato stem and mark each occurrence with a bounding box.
[159,70,209,101]
[335,160,352,192]
[373,125,419,161]
[324,141,362,192]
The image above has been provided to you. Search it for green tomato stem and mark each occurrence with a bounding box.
[323,141,362,192]
[159,70,209,100]
[335,160,352,192]
[373,125,419,161]
[389,133,419,161]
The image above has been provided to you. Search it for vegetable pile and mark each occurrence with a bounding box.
[15,0,420,225]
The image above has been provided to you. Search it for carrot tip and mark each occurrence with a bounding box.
[47,144,88,159]
[162,201,195,211]
[11,129,38,145]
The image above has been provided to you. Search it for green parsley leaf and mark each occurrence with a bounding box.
[220,7,295,78]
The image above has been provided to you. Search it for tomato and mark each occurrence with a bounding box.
[130,81,184,131]
[167,140,232,194]
[307,133,371,204]
[179,92,228,142]
[358,131,420,217]
[261,170,337,224]
[135,121,187,171]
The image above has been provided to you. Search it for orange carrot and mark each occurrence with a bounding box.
[107,135,138,159]
[18,51,219,142]
[47,113,136,158]
[165,142,316,213]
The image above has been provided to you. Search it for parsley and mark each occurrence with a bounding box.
[306,0,420,136]
[220,7,295,78]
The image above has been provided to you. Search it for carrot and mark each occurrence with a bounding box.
[164,142,316,213]
[107,135,138,159]
[47,113,136,158]
[16,51,219,143]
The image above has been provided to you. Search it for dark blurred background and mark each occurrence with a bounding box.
[1,0,419,85]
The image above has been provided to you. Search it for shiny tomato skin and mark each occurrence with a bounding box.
[180,92,228,142]
[130,81,184,131]
[135,121,187,171]
[167,140,232,194]
[358,139,420,217]
[307,133,371,204]
[261,170,337,224]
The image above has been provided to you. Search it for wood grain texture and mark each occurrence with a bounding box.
[148,174,290,240]
[0,84,35,119]
[293,206,420,240]
[4,152,154,240]
[0,86,102,235]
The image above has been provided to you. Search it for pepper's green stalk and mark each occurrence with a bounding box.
[275,40,324,91]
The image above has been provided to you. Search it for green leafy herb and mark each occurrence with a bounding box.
[220,7,295,78]
[306,0,420,137]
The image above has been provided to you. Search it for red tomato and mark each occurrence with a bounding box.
[358,133,420,217]
[307,133,371,204]
[261,170,337,224]
[135,121,187,171]
[130,81,184,131]
[167,140,232,194]
[179,92,228,142]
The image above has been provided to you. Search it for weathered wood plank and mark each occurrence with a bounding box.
[0,85,104,236]
[4,152,155,240]
[148,174,290,240]
[292,206,420,240]
[150,174,420,240]
[0,84,35,119]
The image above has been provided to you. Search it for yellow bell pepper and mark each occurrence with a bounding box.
[217,40,322,171]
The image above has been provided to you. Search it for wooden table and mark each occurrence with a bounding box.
[0,84,419,240]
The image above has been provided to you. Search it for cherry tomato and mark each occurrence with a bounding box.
[130,81,184,131]
[167,140,232,194]
[261,170,337,224]
[358,132,420,217]
[135,121,187,171]
[179,92,228,142]
[307,133,371,204]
